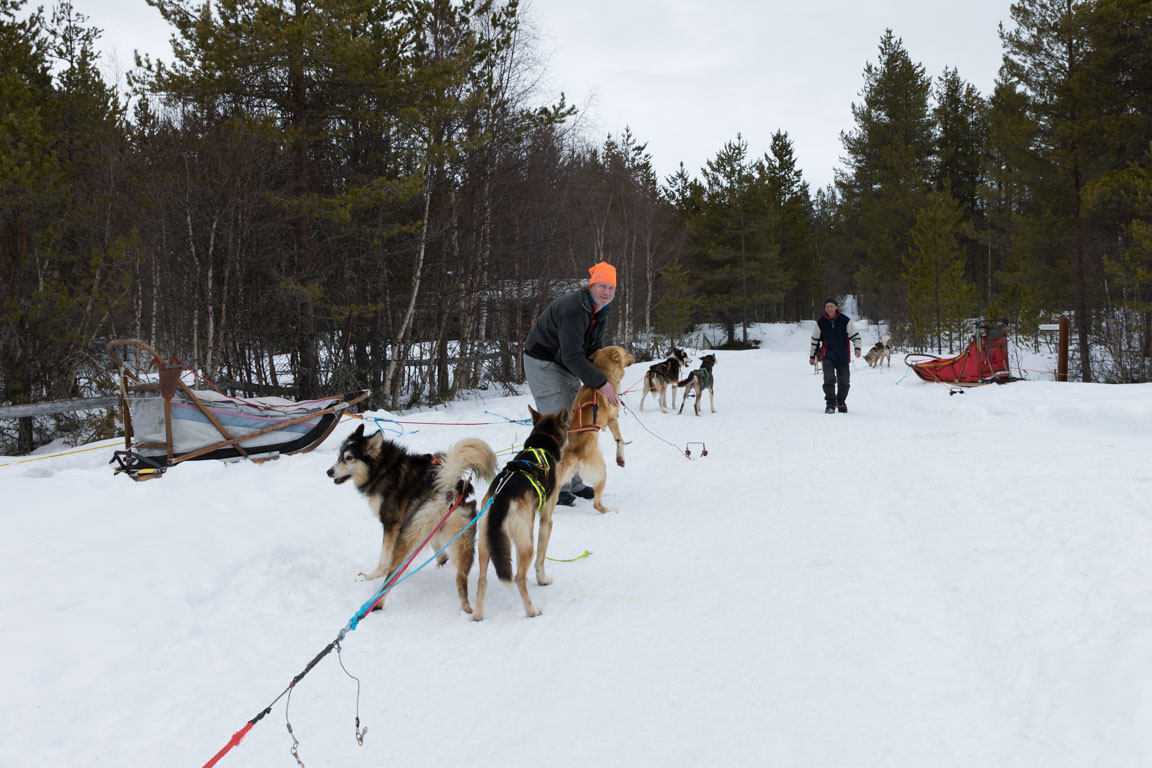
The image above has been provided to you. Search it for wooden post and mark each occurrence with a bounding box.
[1057,316,1070,382]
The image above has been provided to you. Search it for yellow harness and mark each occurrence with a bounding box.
[493,446,553,511]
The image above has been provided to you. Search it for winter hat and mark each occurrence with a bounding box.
[823,297,839,307]
[588,261,617,286]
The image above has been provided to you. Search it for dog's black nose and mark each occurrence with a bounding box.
[326,467,334,477]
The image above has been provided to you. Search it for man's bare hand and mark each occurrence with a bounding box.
[597,380,619,407]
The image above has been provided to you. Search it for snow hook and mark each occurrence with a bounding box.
[685,442,708,457]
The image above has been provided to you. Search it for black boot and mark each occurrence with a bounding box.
[837,402,847,413]
[556,491,576,506]
[825,404,836,414]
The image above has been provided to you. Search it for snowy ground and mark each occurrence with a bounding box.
[3,322,1151,768]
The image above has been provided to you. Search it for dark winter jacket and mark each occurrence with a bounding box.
[810,312,862,366]
[523,288,610,388]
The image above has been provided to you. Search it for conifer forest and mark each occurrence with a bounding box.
[2,0,1151,453]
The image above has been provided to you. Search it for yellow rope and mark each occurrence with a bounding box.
[0,439,122,468]
[545,550,592,562]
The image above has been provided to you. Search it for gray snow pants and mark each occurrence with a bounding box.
[522,354,588,493]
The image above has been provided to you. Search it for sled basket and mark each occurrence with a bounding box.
[107,339,368,479]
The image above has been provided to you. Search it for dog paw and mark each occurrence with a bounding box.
[471,612,484,622]
[525,606,542,618]
[536,573,553,586]
[616,457,625,467]
[435,553,449,567]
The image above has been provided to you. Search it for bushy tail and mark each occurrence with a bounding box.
[483,493,514,584]
[677,373,692,387]
[434,438,498,497]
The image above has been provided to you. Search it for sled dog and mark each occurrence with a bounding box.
[327,424,498,613]
[865,334,893,368]
[677,353,717,416]
[811,345,825,374]
[473,406,568,620]
[640,347,691,413]
[551,345,635,515]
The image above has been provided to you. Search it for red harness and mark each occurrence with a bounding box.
[569,392,603,433]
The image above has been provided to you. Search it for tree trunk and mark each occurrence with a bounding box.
[384,172,432,407]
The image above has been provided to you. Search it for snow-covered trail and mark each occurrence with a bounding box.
[3,322,1151,767]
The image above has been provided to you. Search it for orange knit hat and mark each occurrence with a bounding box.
[588,261,617,286]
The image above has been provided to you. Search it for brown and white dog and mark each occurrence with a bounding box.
[811,345,825,374]
[640,347,691,413]
[864,334,892,368]
[473,406,568,620]
[327,425,498,613]
[550,345,635,515]
[677,353,717,416]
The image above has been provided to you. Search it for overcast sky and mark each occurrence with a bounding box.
[69,0,1017,192]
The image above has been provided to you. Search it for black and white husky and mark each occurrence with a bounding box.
[327,425,498,614]
[640,347,691,413]
[677,353,716,416]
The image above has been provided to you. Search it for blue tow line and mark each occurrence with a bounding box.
[341,495,496,636]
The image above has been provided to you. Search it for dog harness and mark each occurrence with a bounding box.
[569,393,602,433]
[492,446,553,510]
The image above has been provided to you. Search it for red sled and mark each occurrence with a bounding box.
[904,321,1013,386]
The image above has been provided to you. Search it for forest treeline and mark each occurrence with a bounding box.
[2,0,1150,454]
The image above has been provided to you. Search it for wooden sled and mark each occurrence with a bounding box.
[107,339,368,479]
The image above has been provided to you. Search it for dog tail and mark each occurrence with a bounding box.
[435,438,499,498]
[483,494,514,585]
[676,374,691,387]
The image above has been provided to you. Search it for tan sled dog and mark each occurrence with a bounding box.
[473,406,568,620]
[864,334,892,368]
[550,345,634,515]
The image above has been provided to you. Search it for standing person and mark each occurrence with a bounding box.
[809,298,862,413]
[523,261,619,505]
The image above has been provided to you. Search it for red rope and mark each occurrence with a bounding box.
[358,484,469,618]
[199,480,470,767]
[202,721,256,768]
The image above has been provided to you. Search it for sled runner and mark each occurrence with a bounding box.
[107,339,368,479]
[903,321,1013,386]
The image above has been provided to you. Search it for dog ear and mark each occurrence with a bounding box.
[352,423,365,438]
[365,429,385,457]
[528,404,542,424]
[557,407,569,428]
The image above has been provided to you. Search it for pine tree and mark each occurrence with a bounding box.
[904,190,976,352]
[837,29,934,321]
[1001,0,1098,379]
[0,0,128,451]
[1080,0,1152,379]
[980,75,1042,319]
[932,67,987,218]
[761,130,816,320]
[697,135,755,343]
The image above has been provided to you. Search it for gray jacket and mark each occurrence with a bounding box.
[523,288,611,388]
